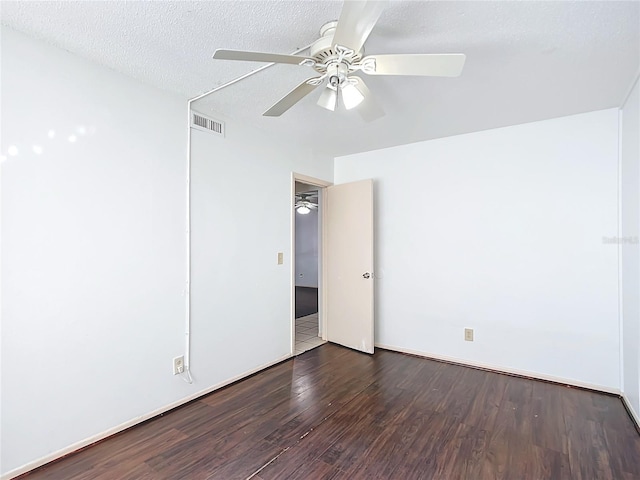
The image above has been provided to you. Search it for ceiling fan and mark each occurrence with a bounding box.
[212,0,466,121]
[295,192,318,215]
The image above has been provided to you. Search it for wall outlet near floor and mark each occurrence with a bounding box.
[173,356,184,375]
[464,328,474,342]
[277,252,284,265]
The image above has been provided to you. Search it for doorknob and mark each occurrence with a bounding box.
[362,272,371,279]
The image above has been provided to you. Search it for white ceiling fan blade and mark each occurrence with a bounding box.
[263,78,322,117]
[317,86,338,111]
[213,49,314,66]
[362,54,466,77]
[352,77,385,122]
[332,0,388,53]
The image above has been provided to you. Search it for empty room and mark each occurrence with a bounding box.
[1,1,639,479]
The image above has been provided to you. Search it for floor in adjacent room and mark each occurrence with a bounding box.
[18,344,640,480]
[295,313,326,355]
[294,286,318,319]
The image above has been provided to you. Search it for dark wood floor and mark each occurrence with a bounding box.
[21,344,640,480]
[295,286,318,318]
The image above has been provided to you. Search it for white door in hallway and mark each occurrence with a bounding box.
[325,179,374,354]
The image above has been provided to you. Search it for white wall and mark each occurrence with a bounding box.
[189,121,331,385]
[1,27,186,476]
[0,27,332,478]
[295,206,319,288]
[335,109,621,390]
[621,76,640,421]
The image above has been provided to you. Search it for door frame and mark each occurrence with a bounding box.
[291,173,332,355]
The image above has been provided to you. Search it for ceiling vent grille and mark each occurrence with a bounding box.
[191,111,225,137]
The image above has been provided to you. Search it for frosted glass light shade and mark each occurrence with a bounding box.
[341,83,364,110]
[318,87,338,111]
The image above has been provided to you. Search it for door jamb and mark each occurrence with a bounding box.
[291,173,332,356]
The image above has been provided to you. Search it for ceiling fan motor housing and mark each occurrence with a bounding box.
[310,21,363,75]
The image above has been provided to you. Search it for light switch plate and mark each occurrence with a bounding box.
[277,252,284,265]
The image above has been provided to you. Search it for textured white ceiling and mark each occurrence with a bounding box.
[2,1,639,157]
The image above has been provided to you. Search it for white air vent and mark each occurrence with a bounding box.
[191,111,224,137]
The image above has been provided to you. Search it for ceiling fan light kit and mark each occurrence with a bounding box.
[295,192,319,214]
[317,85,338,111]
[341,81,365,110]
[212,0,466,120]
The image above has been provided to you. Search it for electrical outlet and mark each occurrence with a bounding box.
[173,356,184,375]
[277,252,284,265]
[464,328,474,342]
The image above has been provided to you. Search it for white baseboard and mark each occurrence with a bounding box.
[621,393,640,430]
[375,343,621,395]
[1,353,293,480]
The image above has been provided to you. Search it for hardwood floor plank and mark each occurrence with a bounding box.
[531,381,569,454]
[565,417,613,480]
[91,461,162,480]
[95,428,189,470]
[461,370,508,433]
[205,441,286,480]
[318,385,411,471]
[602,415,640,477]
[481,379,537,479]
[19,344,640,480]
[257,458,343,480]
[344,394,441,478]
[144,433,228,479]
[434,365,491,421]
[263,354,380,447]
[389,410,464,479]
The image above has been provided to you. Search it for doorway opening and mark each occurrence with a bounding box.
[294,180,327,355]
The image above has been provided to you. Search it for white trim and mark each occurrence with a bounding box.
[290,176,296,355]
[320,183,328,342]
[375,343,622,395]
[1,354,292,480]
[621,392,640,430]
[293,173,332,189]
[618,108,625,393]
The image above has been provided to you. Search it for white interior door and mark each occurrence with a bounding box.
[325,179,374,354]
